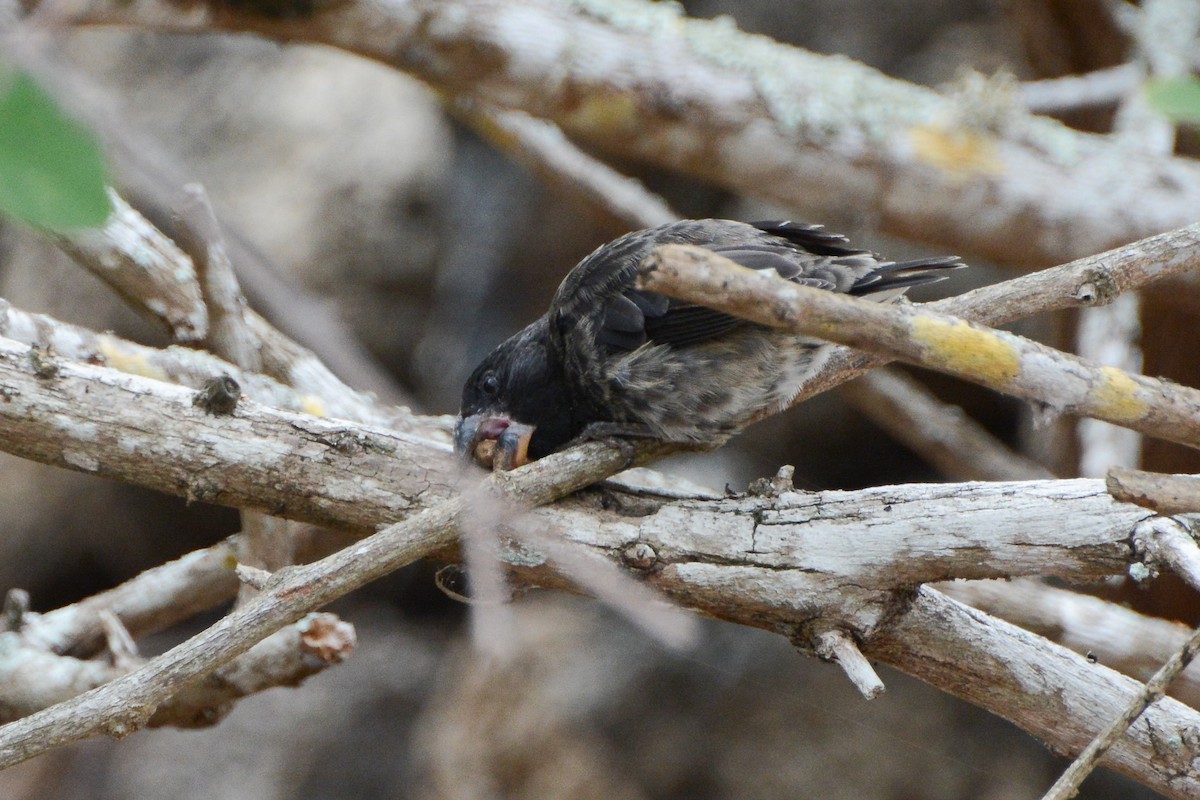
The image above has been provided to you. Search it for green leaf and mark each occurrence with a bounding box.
[0,69,112,231]
[1144,76,1200,125]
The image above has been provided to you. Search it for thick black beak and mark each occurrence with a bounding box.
[454,413,535,470]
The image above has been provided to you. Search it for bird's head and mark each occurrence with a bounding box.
[454,318,576,470]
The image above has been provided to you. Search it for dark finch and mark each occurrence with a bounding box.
[455,219,963,469]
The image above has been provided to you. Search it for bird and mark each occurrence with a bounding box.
[454,219,963,470]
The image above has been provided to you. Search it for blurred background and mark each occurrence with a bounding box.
[0,0,1196,797]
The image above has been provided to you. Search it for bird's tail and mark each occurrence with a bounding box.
[849,255,966,299]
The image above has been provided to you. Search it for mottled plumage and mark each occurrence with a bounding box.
[455,219,963,467]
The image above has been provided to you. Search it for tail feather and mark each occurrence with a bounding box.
[850,255,965,297]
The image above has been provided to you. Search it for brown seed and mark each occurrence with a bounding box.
[474,438,497,467]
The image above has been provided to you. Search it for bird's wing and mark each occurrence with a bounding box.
[576,219,962,354]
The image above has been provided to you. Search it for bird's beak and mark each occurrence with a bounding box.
[453,414,535,470]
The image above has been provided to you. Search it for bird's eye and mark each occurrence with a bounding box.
[481,373,499,395]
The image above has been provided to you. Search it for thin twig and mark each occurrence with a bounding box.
[1018,64,1140,113]
[461,102,677,229]
[838,367,1054,481]
[811,628,885,700]
[174,183,264,371]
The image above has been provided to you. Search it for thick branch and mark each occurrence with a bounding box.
[0,335,456,529]
[943,579,1200,713]
[0,297,430,432]
[870,587,1200,800]
[0,434,657,765]
[1040,618,1200,800]
[2,339,1196,794]
[44,0,1200,266]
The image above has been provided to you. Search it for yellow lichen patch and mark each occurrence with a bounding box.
[97,335,168,380]
[1090,366,1148,423]
[565,90,641,134]
[300,395,327,418]
[909,124,1005,177]
[911,317,1021,385]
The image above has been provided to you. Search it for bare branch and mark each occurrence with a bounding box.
[0,336,1153,588]
[148,613,356,729]
[789,221,1200,409]
[52,190,208,343]
[1,613,355,729]
[0,436,660,765]
[39,0,1200,266]
[0,334,454,530]
[639,244,1200,451]
[1039,618,1200,800]
[1107,465,1200,515]
[52,188,414,422]
[460,102,677,229]
[174,183,304,601]
[838,367,1054,481]
[1018,64,1140,113]
[1131,516,1200,593]
[19,541,237,657]
[174,182,264,371]
[2,337,1196,793]
[870,587,1200,800]
[1076,292,1143,477]
[943,579,1200,708]
[0,296,430,431]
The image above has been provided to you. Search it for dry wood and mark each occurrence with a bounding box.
[944,579,1200,709]
[870,587,1200,800]
[55,188,414,420]
[461,102,677,230]
[1107,466,1200,515]
[37,0,1200,266]
[839,367,1054,481]
[639,244,1200,451]
[792,221,1200,406]
[1131,517,1200,594]
[1039,620,1200,800]
[1,338,1197,793]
